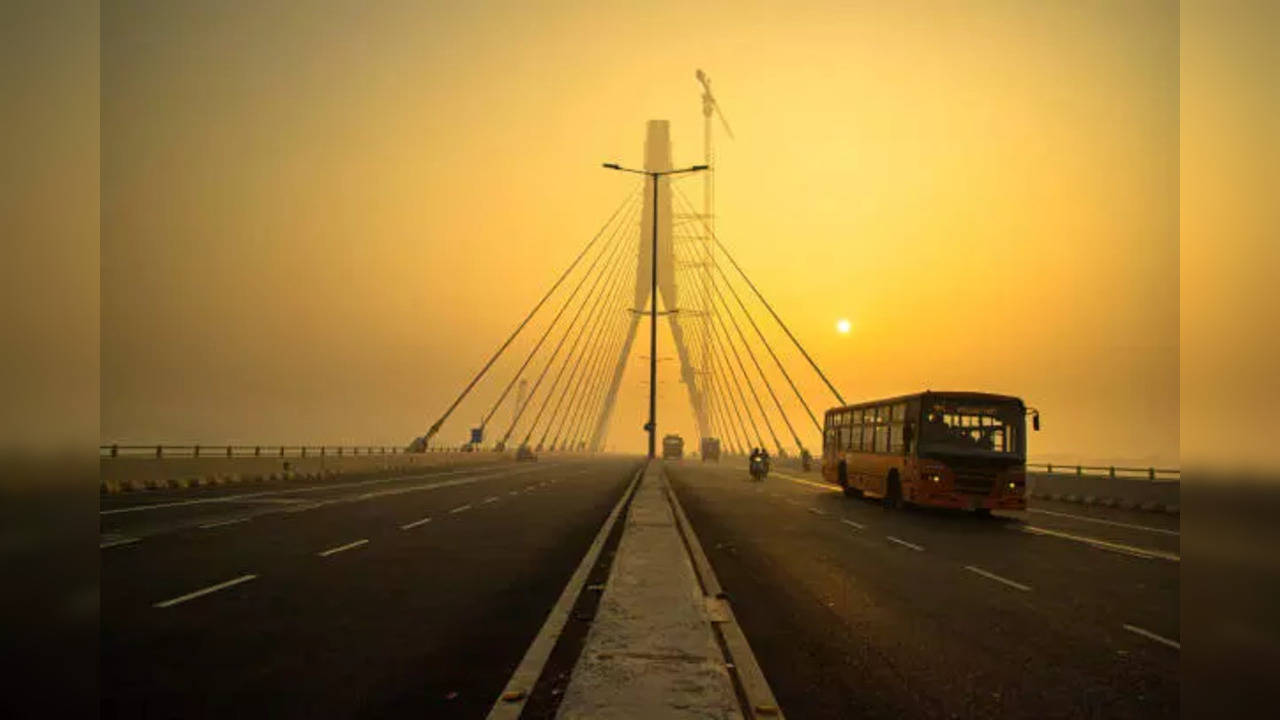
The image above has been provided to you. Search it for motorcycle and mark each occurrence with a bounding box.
[748,455,770,482]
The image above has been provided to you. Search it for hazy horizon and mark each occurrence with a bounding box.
[102,0,1178,466]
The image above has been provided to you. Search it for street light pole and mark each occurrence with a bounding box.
[603,161,708,458]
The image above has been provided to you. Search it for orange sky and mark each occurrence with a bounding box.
[101,0,1178,465]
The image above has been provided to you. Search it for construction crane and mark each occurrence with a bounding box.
[695,69,734,236]
[694,69,734,452]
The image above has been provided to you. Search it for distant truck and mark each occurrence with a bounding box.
[662,434,684,460]
[700,437,721,462]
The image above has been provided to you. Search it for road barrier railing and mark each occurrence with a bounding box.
[1027,463,1180,482]
[98,443,516,494]
[100,444,469,459]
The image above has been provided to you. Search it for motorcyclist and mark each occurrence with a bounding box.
[748,447,770,480]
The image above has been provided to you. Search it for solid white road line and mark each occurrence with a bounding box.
[100,536,141,549]
[773,471,840,493]
[1028,507,1179,536]
[153,574,258,608]
[886,535,924,552]
[199,517,249,529]
[1123,623,1181,650]
[964,565,1032,592]
[449,504,472,514]
[486,465,644,720]
[400,517,432,530]
[1021,525,1180,562]
[317,539,368,557]
[840,518,865,530]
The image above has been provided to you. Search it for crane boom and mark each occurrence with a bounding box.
[696,69,735,140]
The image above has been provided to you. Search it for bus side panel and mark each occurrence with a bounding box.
[848,451,873,495]
[900,457,922,499]
[848,452,905,498]
[821,455,838,486]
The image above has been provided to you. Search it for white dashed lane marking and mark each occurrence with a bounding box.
[153,574,258,608]
[317,539,368,557]
[840,518,865,530]
[400,517,432,530]
[886,536,924,552]
[483,496,500,504]
[1123,623,1180,650]
[450,504,472,514]
[964,565,1032,592]
[100,536,141,549]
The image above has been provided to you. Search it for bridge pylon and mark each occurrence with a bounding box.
[588,120,710,451]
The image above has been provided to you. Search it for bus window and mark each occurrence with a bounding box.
[889,403,907,453]
[921,400,1024,456]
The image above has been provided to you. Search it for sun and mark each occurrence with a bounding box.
[836,318,851,334]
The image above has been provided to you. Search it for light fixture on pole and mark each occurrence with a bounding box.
[602,161,708,458]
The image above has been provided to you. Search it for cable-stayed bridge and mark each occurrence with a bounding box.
[100,83,1179,719]
[412,119,843,461]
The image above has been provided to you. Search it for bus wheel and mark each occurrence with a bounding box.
[883,474,903,510]
[838,463,858,497]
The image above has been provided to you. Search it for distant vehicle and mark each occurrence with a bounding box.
[748,452,769,481]
[515,445,537,461]
[662,434,684,460]
[821,391,1039,515]
[700,437,721,462]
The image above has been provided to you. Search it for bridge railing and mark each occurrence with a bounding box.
[99,444,461,459]
[1027,462,1179,482]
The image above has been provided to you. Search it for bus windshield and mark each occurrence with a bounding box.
[919,399,1023,457]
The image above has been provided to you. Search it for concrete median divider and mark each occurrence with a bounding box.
[99,451,515,494]
[555,460,780,719]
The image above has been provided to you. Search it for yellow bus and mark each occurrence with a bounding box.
[821,391,1038,515]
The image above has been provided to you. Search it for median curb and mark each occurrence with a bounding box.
[555,460,770,719]
[1029,491,1180,515]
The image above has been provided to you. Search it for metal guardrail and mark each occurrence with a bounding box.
[1027,462,1179,482]
[99,444,464,459]
[99,446,1179,480]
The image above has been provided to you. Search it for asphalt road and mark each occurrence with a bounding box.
[100,456,641,719]
[102,456,1179,719]
[667,460,1179,719]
